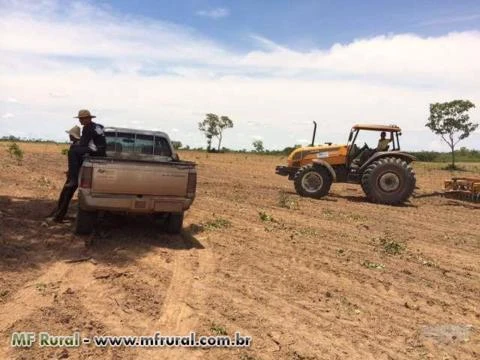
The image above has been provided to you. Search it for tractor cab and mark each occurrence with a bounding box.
[346,124,403,170]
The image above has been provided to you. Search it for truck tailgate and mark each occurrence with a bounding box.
[91,161,191,196]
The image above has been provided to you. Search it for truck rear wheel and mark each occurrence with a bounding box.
[294,164,332,199]
[166,212,184,234]
[75,207,97,235]
[361,157,415,205]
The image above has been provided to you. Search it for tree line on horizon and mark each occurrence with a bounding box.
[2,99,478,167]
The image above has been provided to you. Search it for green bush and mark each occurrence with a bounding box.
[7,142,24,164]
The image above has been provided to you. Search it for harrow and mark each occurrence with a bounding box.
[444,177,480,202]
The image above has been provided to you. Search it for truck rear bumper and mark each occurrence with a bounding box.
[79,192,194,213]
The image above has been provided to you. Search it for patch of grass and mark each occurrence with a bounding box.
[345,213,366,222]
[373,232,405,255]
[0,289,9,298]
[38,176,52,188]
[61,148,69,155]
[210,324,227,336]
[322,208,334,218]
[320,208,366,223]
[35,283,47,294]
[362,260,385,269]
[278,190,299,210]
[382,239,404,255]
[295,227,318,237]
[258,211,275,222]
[416,256,439,268]
[7,142,23,164]
[240,354,258,360]
[203,217,231,230]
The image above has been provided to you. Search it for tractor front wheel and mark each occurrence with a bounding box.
[361,157,415,205]
[294,165,332,199]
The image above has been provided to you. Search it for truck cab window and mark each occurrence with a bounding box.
[135,134,154,154]
[154,137,172,157]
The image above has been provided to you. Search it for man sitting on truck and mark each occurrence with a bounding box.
[66,109,106,187]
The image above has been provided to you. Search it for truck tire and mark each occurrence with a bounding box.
[75,207,96,235]
[361,157,415,205]
[294,164,332,199]
[166,212,184,234]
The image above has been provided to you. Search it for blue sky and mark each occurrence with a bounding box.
[110,0,480,48]
[0,0,479,150]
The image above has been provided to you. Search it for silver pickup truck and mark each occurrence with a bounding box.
[75,127,197,235]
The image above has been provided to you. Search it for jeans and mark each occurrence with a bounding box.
[49,178,77,221]
[67,145,91,184]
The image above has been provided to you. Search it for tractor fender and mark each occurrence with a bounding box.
[312,159,337,181]
[358,152,416,173]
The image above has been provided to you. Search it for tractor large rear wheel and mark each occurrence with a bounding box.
[294,164,332,199]
[361,157,415,205]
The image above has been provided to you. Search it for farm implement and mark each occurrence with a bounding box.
[444,177,480,202]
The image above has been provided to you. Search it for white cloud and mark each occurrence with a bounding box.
[6,97,18,103]
[252,135,263,140]
[0,1,479,150]
[171,128,179,132]
[49,92,69,98]
[2,113,14,119]
[196,8,230,19]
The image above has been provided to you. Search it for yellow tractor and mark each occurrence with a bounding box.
[276,122,416,205]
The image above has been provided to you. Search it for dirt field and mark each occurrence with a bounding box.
[0,142,479,360]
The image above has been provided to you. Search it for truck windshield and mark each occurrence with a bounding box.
[105,132,172,157]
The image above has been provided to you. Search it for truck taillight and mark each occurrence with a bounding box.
[187,171,197,197]
[80,166,93,188]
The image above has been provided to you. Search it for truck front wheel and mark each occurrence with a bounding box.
[166,212,184,234]
[75,207,97,235]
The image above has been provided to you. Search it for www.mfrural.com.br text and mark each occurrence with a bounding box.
[11,331,252,348]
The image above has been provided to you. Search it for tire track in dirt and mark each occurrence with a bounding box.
[147,235,215,360]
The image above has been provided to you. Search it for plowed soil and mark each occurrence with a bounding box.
[0,142,479,360]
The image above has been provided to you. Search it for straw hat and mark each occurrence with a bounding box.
[74,109,96,119]
[66,125,81,140]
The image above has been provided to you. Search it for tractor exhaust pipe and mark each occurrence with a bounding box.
[311,121,317,147]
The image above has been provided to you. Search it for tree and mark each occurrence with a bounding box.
[171,141,182,150]
[426,100,477,169]
[252,139,264,153]
[198,113,234,151]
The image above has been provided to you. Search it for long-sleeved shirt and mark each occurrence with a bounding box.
[79,122,106,156]
[376,138,392,151]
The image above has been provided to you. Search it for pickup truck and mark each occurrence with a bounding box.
[75,127,197,235]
